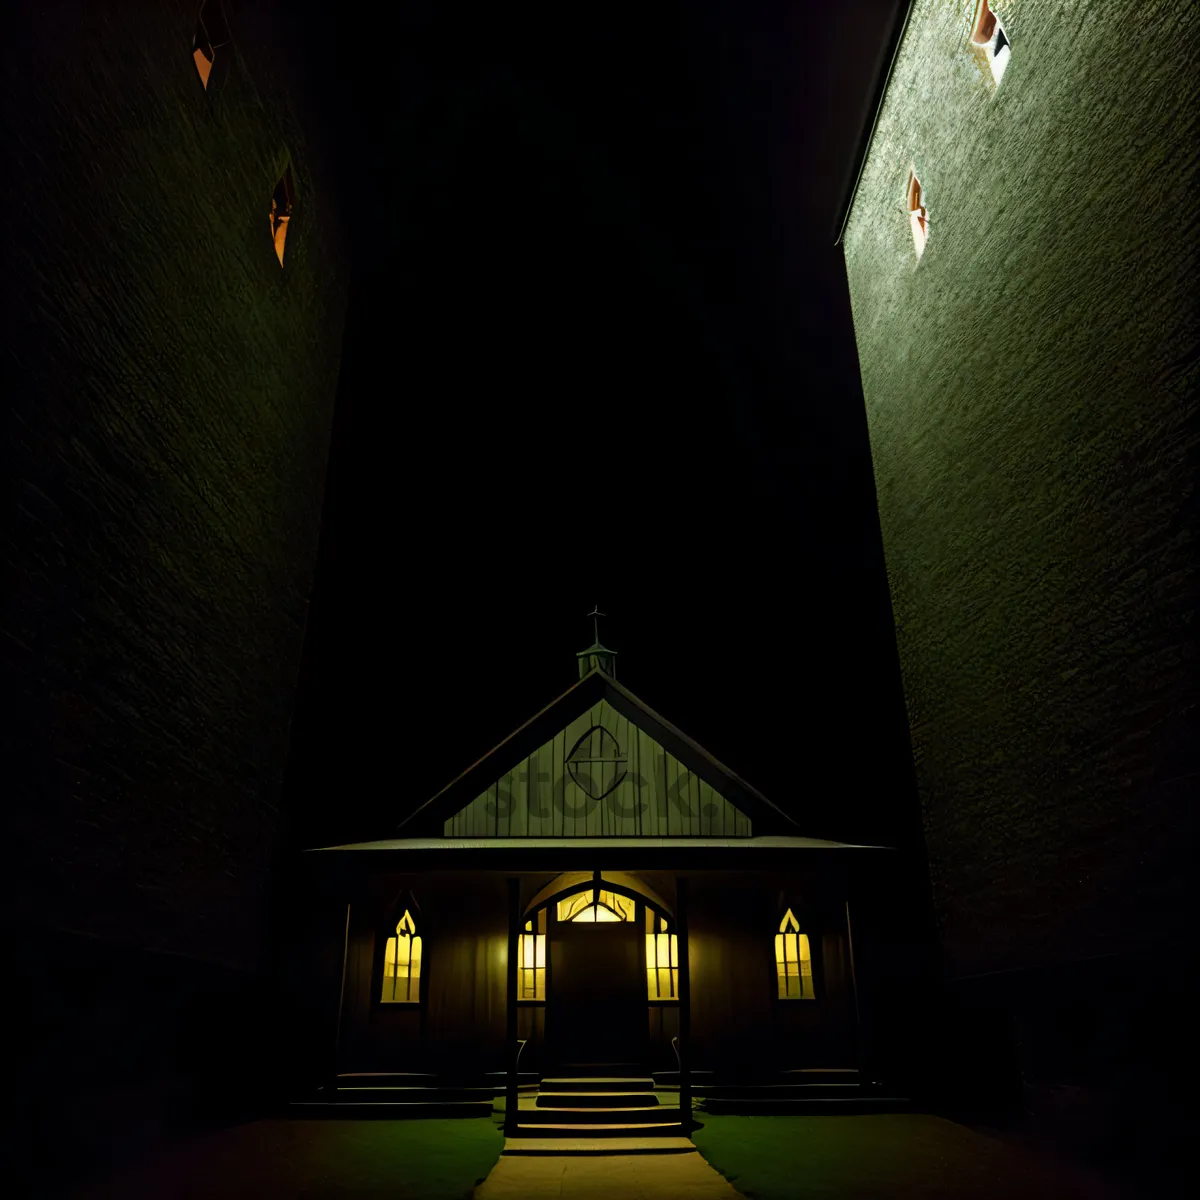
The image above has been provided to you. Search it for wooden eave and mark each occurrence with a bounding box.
[396,668,802,837]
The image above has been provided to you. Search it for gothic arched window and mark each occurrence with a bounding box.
[775,908,814,1000]
[380,909,422,1004]
[519,908,547,1001]
[645,909,678,1001]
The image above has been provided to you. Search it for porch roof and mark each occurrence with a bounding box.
[309,835,889,852]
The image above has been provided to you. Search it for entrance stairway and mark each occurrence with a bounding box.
[503,1063,696,1156]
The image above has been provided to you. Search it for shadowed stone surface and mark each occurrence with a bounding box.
[843,0,1198,978]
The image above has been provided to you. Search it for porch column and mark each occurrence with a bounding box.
[505,876,520,1137]
[676,876,691,1131]
[845,899,866,1080]
[331,902,351,1089]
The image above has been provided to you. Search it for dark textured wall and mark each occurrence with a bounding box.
[2,0,346,1186]
[843,0,1198,981]
[3,0,345,967]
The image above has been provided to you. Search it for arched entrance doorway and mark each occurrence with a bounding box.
[524,873,676,1070]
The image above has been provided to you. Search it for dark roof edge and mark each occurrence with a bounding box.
[307,836,893,852]
[601,676,800,831]
[833,0,918,247]
[396,671,599,832]
[396,667,800,836]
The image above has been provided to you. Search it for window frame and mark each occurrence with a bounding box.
[192,0,233,93]
[374,897,427,1009]
[643,906,680,1006]
[970,0,1011,87]
[906,168,929,260]
[771,905,821,1003]
[270,165,295,268]
[517,906,548,1004]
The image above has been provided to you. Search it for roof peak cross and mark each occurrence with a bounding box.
[587,604,606,645]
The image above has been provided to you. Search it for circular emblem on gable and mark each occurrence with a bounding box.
[566,725,628,801]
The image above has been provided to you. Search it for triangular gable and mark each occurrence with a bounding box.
[398,670,800,837]
[445,697,751,837]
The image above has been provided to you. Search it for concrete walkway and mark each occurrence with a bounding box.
[475,1144,746,1199]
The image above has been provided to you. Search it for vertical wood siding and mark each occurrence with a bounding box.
[443,700,752,837]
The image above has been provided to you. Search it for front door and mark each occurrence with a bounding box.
[549,921,646,1068]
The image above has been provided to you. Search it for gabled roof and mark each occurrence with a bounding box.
[397,667,801,837]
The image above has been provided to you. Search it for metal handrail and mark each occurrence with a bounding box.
[671,1036,681,1073]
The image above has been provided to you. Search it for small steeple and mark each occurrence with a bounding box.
[576,605,618,679]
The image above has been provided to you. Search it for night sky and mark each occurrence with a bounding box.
[284,0,918,853]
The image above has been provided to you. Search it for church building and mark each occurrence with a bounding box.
[296,621,897,1133]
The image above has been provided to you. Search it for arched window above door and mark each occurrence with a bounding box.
[556,888,635,923]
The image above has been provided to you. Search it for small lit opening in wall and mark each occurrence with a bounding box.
[971,0,1011,87]
[270,165,294,267]
[906,170,929,260]
[192,1,232,91]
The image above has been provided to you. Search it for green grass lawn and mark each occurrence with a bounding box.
[690,1114,1134,1200]
[75,1118,505,1199]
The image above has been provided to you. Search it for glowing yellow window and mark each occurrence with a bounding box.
[519,909,547,1001]
[775,909,814,1000]
[556,888,635,923]
[645,910,678,1000]
[380,909,422,1003]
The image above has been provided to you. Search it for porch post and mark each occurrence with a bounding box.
[676,876,691,1131]
[332,902,351,1088]
[505,877,520,1137]
[845,899,865,1077]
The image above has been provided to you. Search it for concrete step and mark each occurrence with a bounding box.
[536,1091,658,1108]
[334,1086,500,1103]
[783,1068,861,1079]
[289,1100,493,1119]
[336,1071,538,1089]
[551,1063,646,1077]
[333,1080,436,1089]
[503,1136,697,1156]
[520,1105,682,1124]
[654,1068,858,1088]
[698,1095,910,1115]
[514,1122,686,1138]
[694,1083,864,1100]
[651,1070,715,1087]
[540,1076,655,1092]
